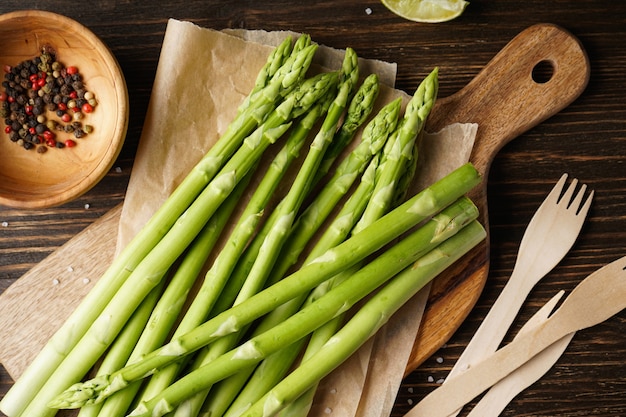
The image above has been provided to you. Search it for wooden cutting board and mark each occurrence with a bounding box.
[0,24,589,388]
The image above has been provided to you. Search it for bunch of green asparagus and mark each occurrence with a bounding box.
[0,34,485,417]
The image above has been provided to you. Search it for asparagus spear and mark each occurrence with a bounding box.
[236,36,293,114]
[0,38,317,417]
[274,72,438,416]
[171,49,360,417]
[354,67,438,233]
[103,197,480,417]
[19,72,336,417]
[244,221,487,417]
[222,69,438,416]
[211,49,366,315]
[76,276,166,417]
[315,72,381,181]
[89,171,254,417]
[136,98,329,406]
[202,154,383,417]
[202,84,398,417]
[49,163,481,409]
[220,48,358,309]
[267,82,395,286]
[217,83,418,416]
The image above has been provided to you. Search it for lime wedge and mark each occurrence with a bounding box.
[381,0,469,23]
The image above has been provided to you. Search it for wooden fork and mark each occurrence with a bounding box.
[404,255,626,417]
[439,174,593,417]
[465,290,573,417]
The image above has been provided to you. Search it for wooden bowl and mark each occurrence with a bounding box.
[0,10,128,209]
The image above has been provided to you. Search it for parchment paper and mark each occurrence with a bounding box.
[116,19,476,417]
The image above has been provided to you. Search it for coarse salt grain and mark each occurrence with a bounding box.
[1,221,8,227]
[427,376,434,383]
[324,407,332,414]
[115,166,122,173]
[83,278,91,284]
[365,7,372,15]
[407,399,414,405]
[436,356,444,363]
[84,203,91,209]
[408,387,414,393]
[436,378,445,384]
[52,278,60,285]
[67,266,74,272]
[330,388,337,394]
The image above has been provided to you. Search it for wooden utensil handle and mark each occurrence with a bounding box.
[427,23,590,177]
[405,317,570,417]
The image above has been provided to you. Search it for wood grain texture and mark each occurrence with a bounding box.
[0,1,625,417]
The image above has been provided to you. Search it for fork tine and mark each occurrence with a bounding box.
[542,173,568,206]
[575,187,594,217]
[559,176,579,206]
[570,182,587,207]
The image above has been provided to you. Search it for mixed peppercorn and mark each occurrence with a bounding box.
[1,46,97,153]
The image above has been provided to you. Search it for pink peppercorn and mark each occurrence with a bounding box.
[43,130,55,141]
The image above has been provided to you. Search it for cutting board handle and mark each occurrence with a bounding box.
[427,23,590,176]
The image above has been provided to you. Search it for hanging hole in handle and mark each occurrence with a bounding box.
[532,60,555,84]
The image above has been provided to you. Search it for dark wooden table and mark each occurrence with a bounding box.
[1,1,624,416]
